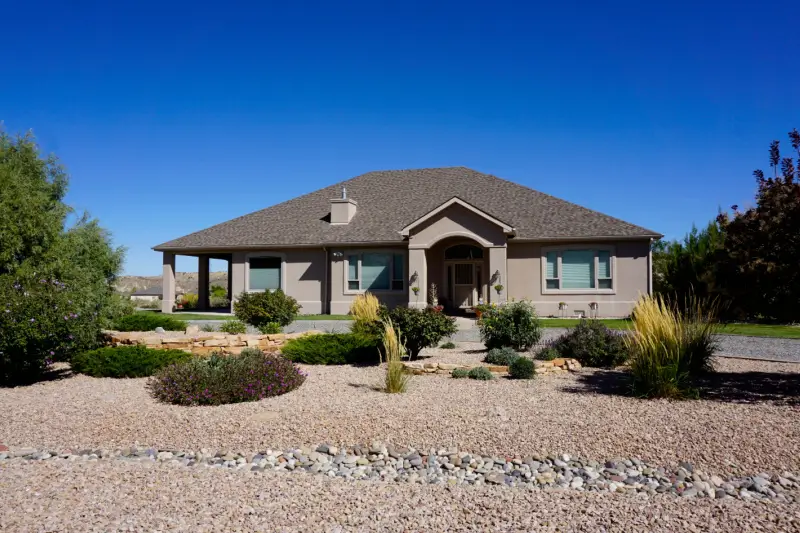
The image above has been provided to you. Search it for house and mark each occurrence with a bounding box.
[153,167,660,317]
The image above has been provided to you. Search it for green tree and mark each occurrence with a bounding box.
[0,130,126,384]
[210,284,227,298]
[715,129,800,322]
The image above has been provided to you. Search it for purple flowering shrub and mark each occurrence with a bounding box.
[147,348,306,406]
[0,274,100,385]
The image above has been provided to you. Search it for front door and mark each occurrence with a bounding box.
[451,263,478,307]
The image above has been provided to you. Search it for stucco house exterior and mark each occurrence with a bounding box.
[154,167,660,317]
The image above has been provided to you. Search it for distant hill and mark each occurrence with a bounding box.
[116,272,228,295]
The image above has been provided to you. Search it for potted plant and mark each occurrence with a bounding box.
[428,283,439,307]
[493,284,504,295]
[558,301,567,318]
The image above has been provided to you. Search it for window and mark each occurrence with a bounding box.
[249,257,281,291]
[346,253,405,291]
[444,244,483,260]
[543,249,613,291]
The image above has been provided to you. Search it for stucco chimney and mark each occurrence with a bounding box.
[330,186,357,224]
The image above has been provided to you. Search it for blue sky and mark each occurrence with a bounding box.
[2,0,798,275]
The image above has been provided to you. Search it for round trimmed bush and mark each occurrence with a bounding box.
[71,345,192,378]
[233,290,300,329]
[551,319,628,368]
[281,333,380,365]
[219,319,247,334]
[439,341,456,349]
[468,366,494,380]
[535,346,560,361]
[509,357,536,379]
[113,313,188,332]
[484,347,519,366]
[147,348,305,405]
[479,301,542,351]
[451,368,469,379]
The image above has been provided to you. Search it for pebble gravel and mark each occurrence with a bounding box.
[1,459,798,533]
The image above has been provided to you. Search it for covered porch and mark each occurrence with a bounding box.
[160,251,234,314]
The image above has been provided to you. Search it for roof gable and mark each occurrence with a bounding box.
[400,197,515,237]
[154,167,660,250]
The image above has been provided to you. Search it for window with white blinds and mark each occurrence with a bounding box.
[543,248,614,292]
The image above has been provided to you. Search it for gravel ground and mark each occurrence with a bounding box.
[1,459,798,533]
[1,346,798,476]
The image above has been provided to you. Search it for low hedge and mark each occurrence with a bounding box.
[113,313,188,332]
[147,348,305,406]
[71,345,192,378]
[281,333,381,365]
[484,347,519,366]
[509,357,536,379]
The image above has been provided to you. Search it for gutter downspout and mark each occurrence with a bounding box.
[323,247,329,315]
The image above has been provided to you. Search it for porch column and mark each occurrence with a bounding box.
[408,248,427,309]
[162,252,176,314]
[198,255,210,311]
[488,246,507,304]
[227,257,234,311]
[230,252,247,306]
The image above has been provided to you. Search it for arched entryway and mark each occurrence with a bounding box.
[423,237,491,312]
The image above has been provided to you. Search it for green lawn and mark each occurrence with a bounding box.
[538,317,800,339]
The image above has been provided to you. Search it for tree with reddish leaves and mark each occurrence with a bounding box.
[715,129,800,322]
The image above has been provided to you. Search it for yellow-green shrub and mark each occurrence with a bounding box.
[626,294,718,399]
[381,320,410,393]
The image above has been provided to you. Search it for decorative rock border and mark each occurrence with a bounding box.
[403,358,582,375]
[2,444,796,502]
[102,330,323,356]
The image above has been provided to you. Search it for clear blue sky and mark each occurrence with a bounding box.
[2,0,798,275]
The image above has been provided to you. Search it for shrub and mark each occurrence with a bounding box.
[627,294,718,399]
[479,301,542,351]
[210,285,227,298]
[0,275,101,385]
[439,341,456,349]
[509,357,536,379]
[484,347,520,366]
[350,292,380,323]
[550,320,627,368]
[113,313,188,332]
[209,296,230,309]
[233,290,300,329]
[200,324,216,332]
[219,319,247,334]
[382,307,457,359]
[136,299,160,310]
[147,348,305,405]
[71,345,192,378]
[258,322,282,334]
[468,366,494,380]
[535,346,560,361]
[451,368,469,378]
[178,294,198,310]
[381,320,410,393]
[281,333,381,365]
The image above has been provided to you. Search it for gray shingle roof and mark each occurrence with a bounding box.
[154,167,659,250]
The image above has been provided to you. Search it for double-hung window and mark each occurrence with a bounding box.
[544,249,613,291]
[347,253,405,292]
[248,257,282,291]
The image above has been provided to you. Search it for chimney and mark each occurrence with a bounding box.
[330,186,357,224]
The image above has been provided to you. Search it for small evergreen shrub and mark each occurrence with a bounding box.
[209,296,230,309]
[281,333,381,365]
[382,306,457,359]
[550,320,628,368]
[439,341,456,349]
[113,313,188,332]
[258,322,282,334]
[484,347,519,366]
[200,324,217,332]
[451,368,469,378]
[233,290,300,329]
[535,346,560,361]
[147,348,305,405]
[509,357,536,379]
[219,319,247,334]
[71,345,192,378]
[468,366,494,380]
[479,301,542,351]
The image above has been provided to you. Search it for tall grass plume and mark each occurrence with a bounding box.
[380,319,410,393]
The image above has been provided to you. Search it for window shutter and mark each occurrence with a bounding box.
[561,250,594,289]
